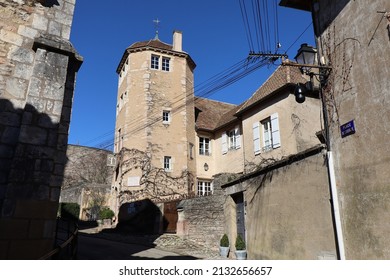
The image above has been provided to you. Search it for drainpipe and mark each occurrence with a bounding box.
[326,151,346,260]
[319,84,345,259]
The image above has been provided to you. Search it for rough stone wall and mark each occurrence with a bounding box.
[177,174,232,251]
[62,144,114,189]
[223,146,337,259]
[0,0,81,259]
[313,0,390,259]
[60,144,114,220]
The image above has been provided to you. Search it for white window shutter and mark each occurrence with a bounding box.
[253,122,261,154]
[271,113,281,148]
[222,132,228,154]
[235,127,241,149]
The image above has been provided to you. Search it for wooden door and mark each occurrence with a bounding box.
[163,201,178,233]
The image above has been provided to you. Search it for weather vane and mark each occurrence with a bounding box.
[153,18,160,39]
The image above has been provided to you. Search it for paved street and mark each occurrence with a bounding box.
[77,234,198,260]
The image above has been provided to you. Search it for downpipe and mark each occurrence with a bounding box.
[327,151,346,260]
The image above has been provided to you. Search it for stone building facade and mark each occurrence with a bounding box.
[281,0,390,259]
[0,0,81,259]
[112,31,196,211]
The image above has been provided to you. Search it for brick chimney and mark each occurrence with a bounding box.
[173,30,182,52]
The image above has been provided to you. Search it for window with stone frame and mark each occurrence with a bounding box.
[162,110,171,123]
[164,156,172,171]
[162,57,170,71]
[151,54,159,70]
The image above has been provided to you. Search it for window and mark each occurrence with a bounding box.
[197,180,213,196]
[162,57,170,71]
[164,156,172,171]
[199,137,210,155]
[228,130,237,150]
[151,55,159,69]
[163,110,171,123]
[222,127,241,154]
[253,113,281,154]
[261,118,272,151]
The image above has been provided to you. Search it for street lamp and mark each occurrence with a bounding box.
[288,43,332,103]
[294,43,318,74]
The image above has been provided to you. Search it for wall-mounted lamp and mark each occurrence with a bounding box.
[283,43,332,104]
[204,163,209,171]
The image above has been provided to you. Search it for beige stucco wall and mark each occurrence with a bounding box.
[214,123,245,175]
[313,0,390,259]
[224,147,337,259]
[242,91,321,171]
[195,131,215,180]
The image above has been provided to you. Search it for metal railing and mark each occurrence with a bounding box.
[39,218,78,260]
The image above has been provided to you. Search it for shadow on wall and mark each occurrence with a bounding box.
[0,98,68,215]
[0,98,69,259]
[117,199,168,235]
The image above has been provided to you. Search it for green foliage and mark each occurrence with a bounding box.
[235,234,246,250]
[59,203,80,220]
[220,234,229,247]
[99,207,115,220]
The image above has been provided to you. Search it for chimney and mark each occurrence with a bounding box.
[172,30,182,52]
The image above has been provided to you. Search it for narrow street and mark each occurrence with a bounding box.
[76,224,222,260]
[77,234,197,260]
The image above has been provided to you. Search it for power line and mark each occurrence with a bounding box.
[69,55,275,160]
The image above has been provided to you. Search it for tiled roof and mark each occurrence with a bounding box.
[116,39,196,73]
[195,98,237,131]
[236,64,307,115]
[195,64,307,132]
[214,102,245,130]
[128,39,173,52]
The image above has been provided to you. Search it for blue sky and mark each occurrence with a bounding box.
[68,0,314,149]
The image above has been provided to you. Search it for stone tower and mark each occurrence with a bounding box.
[112,31,197,207]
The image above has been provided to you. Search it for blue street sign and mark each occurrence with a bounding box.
[340,120,355,138]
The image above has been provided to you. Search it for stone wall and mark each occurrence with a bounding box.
[177,173,238,251]
[0,0,81,259]
[60,144,114,220]
[62,144,114,189]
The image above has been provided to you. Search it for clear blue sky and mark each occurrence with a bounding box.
[68,0,314,150]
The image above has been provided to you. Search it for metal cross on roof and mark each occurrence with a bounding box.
[153,18,160,39]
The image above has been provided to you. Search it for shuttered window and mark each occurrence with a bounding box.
[222,132,228,154]
[253,122,261,155]
[271,113,281,148]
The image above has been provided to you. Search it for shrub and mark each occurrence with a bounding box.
[59,203,80,220]
[99,207,115,220]
[220,234,229,247]
[235,234,246,250]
